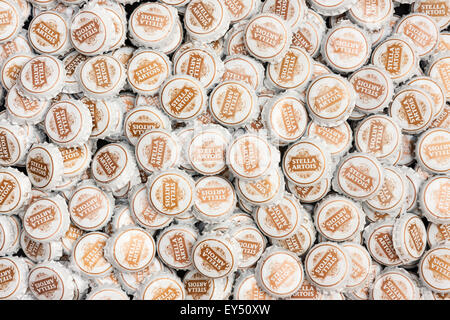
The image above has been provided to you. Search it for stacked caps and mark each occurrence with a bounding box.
[0,0,448,301]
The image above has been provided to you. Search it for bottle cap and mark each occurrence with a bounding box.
[23,195,70,243]
[0,215,16,255]
[291,13,325,58]
[18,55,65,100]
[426,53,450,102]
[314,195,365,242]
[91,142,140,192]
[427,223,450,248]
[271,214,316,256]
[414,0,450,30]
[407,76,446,120]
[78,55,126,100]
[235,168,285,206]
[128,2,178,50]
[229,223,266,269]
[342,242,372,291]
[158,74,207,121]
[146,169,195,217]
[266,46,313,92]
[392,212,427,264]
[0,34,32,63]
[418,242,450,293]
[255,245,304,297]
[371,267,420,300]
[191,232,242,278]
[222,54,264,91]
[60,223,84,254]
[4,215,20,255]
[288,178,331,204]
[59,143,92,178]
[184,0,231,43]
[308,0,357,16]
[137,272,185,300]
[28,261,74,300]
[124,105,171,146]
[321,21,371,73]
[62,51,87,95]
[345,261,382,300]
[348,0,394,31]
[227,133,280,180]
[332,152,385,201]
[261,0,306,29]
[100,2,126,51]
[363,219,403,266]
[394,13,440,58]
[209,80,257,128]
[20,232,63,262]
[68,183,113,231]
[0,53,33,91]
[430,103,450,129]
[5,85,51,124]
[0,167,31,215]
[26,143,64,190]
[389,86,434,134]
[0,0,22,44]
[116,257,165,295]
[187,125,231,176]
[28,10,70,56]
[173,43,224,90]
[416,128,450,174]
[0,256,29,300]
[44,99,92,148]
[89,271,120,288]
[135,128,180,174]
[282,137,332,187]
[107,204,136,234]
[419,175,450,224]
[86,285,129,300]
[193,175,236,223]
[69,5,113,56]
[371,35,419,84]
[81,97,121,140]
[305,74,356,126]
[70,231,113,278]
[306,121,353,159]
[233,270,276,300]
[244,13,292,63]
[128,183,173,230]
[156,224,198,270]
[253,193,304,240]
[104,225,156,272]
[159,19,184,55]
[348,65,394,114]
[304,242,351,291]
[224,21,250,56]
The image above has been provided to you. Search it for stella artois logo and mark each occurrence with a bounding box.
[367,120,386,153]
[237,239,261,257]
[266,204,291,231]
[380,277,408,300]
[153,286,180,300]
[220,86,242,119]
[427,255,450,281]
[330,37,363,57]
[314,125,345,146]
[64,225,83,241]
[0,132,11,162]
[292,282,319,299]
[247,178,272,198]
[72,194,103,220]
[197,185,230,206]
[436,182,450,215]
[0,10,12,27]
[162,178,179,211]
[52,107,72,139]
[30,276,58,295]
[287,152,320,172]
[185,278,211,299]
[403,22,433,48]
[424,138,450,162]
[0,178,15,206]
[32,21,61,47]
[376,178,395,206]
[314,85,344,112]
[145,136,168,170]
[96,151,119,178]
[190,1,215,29]
[223,0,244,17]
[385,43,403,74]
[274,0,290,19]
[278,51,298,83]
[239,140,259,173]
[31,59,47,89]
[128,120,160,137]
[251,24,282,48]
[342,165,374,192]
[168,85,197,115]
[268,260,297,289]
[72,19,100,44]
[407,222,424,253]
[60,147,83,164]
[136,11,168,30]
[27,156,49,179]
[124,234,146,267]
[186,53,204,79]
[279,103,299,135]
[416,1,449,17]
[322,207,352,232]
[5,64,21,83]
[92,58,111,88]
[169,233,189,264]
[292,29,313,52]
[311,249,339,279]
[26,206,56,230]
[65,53,87,77]
[199,244,229,271]
[81,239,106,270]
[222,68,252,85]
[400,94,424,126]
[374,232,399,262]
[0,266,14,289]
[353,77,384,99]
[437,224,450,241]
[133,59,164,84]
[363,0,380,16]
